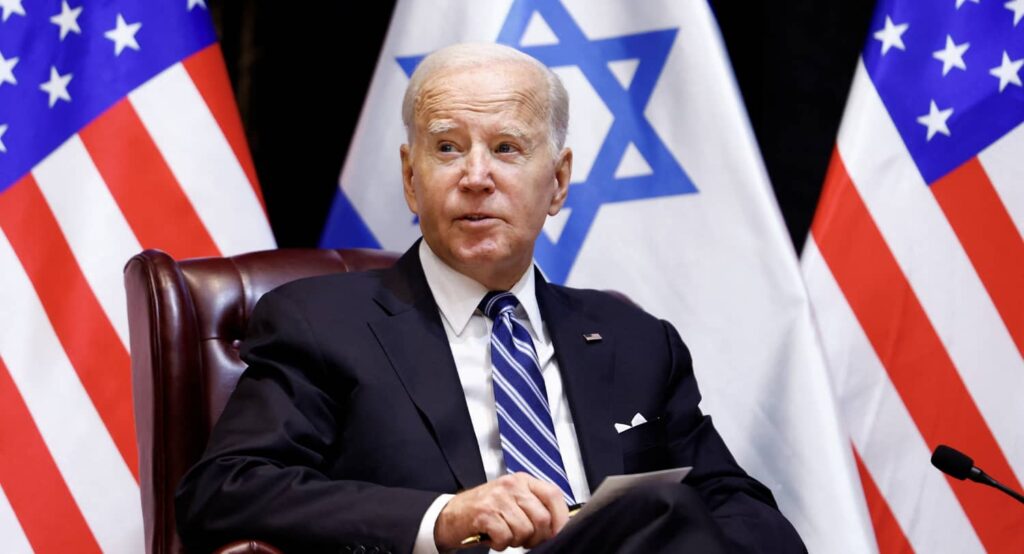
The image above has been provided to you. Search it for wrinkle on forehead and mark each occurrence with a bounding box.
[413,64,550,128]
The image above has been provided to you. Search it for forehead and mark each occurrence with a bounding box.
[413,62,549,132]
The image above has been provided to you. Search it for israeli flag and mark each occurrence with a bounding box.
[323,1,873,550]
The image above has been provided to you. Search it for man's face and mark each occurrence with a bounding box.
[401,61,571,290]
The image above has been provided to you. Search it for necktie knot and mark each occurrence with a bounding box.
[479,291,520,320]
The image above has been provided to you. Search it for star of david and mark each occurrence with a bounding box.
[397,0,697,283]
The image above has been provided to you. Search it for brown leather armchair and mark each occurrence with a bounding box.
[124,248,399,554]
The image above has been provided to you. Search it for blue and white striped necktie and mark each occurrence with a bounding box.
[479,291,575,504]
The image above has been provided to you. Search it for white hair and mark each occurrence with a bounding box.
[401,43,569,155]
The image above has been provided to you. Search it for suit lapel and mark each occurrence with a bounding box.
[368,245,487,490]
[536,275,623,490]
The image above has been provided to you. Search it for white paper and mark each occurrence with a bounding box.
[566,466,693,527]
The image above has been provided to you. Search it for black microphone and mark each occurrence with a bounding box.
[931,445,1024,505]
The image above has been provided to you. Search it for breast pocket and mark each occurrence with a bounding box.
[618,417,668,474]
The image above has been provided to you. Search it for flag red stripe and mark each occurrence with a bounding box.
[811,151,1024,551]
[182,43,265,210]
[931,158,1024,357]
[0,175,139,481]
[79,98,221,260]
[0,357,101,553]
[852,446,913,554]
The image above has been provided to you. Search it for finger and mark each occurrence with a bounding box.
[526,477,570,535]
[498,498,537,548]
[515,492,556,548]
[472,512,514,551]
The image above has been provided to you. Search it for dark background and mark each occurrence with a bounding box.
[209,1,877,252]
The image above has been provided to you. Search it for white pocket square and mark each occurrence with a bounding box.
[614,412,648,433]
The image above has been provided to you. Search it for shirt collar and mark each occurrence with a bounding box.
[418,240,546,343]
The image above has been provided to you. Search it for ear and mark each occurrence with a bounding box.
[548,147,572,216]
[400,144,419,215]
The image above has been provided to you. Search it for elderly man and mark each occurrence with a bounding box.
[176,43,804,553]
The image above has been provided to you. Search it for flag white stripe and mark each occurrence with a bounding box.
[0,484,32,554]
[977,121,1024,239]
[838,62,1024,479]
[803,239,985,554]
[0,230,143,554]
[129,63,274,256]
[31,134,141,348]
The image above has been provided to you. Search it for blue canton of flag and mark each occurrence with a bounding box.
[865,0,1024,183]
[0,0,216,190]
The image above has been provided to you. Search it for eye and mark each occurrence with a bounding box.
[438,142,456,153]
[495,143,517,154]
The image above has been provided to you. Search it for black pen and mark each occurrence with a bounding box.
[460,503,584,546]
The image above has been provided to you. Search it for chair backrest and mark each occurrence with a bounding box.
[124,248,399,554]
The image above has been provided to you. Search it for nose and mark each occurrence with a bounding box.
[459,146,495,192]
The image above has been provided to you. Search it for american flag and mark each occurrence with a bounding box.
[0,0,274,551]
[803,0,1024,552]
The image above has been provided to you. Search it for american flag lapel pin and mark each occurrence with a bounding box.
[583,333,602,343]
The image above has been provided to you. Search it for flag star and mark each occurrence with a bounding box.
[933,35,970,76]
[990,51,1024,92]
[0,124,7,153]
[104,14,142,56]
[39,66,72,107]
[50,1,83,41]
[956,0,979,7]
[0,50,17,87]
[1007,0,1024,26]
[0,0,25,22]
[917,100,954,141]
[187,0,207,11]
[874,16,909,55]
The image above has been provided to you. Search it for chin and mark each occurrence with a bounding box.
[451,243,508,266]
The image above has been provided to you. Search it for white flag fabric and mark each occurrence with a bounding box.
[323,1,872,550]
[802,1,1024,552]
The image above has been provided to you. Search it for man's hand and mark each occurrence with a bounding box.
[434,473,570,551]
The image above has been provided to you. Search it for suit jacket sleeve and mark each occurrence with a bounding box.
[175,289,439,553]
[659,319,805,552]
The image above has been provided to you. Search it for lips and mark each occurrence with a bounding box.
[458,212,497,222]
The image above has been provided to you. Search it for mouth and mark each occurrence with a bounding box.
[458,213,497,222]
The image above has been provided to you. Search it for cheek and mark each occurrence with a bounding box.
[424,193,465,233]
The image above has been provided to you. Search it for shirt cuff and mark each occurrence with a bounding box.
[412,493,455,554]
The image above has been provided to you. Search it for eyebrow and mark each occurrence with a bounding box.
[497,126,528,140]
[426,119,457,135]
[424,119,531,142]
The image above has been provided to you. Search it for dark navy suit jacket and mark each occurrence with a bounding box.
[176,243,803,553]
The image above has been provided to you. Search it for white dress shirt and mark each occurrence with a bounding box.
[412,240,591,553]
